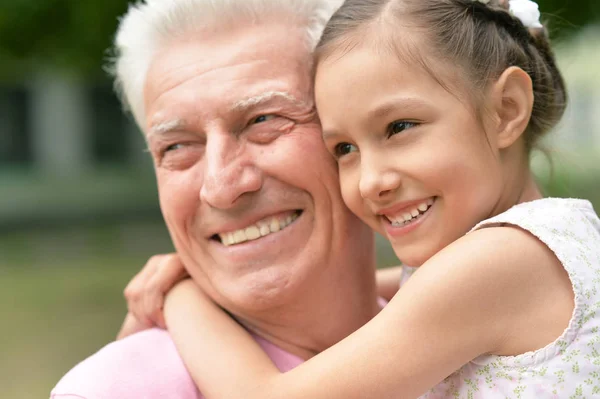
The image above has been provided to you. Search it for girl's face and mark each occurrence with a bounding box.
[315,46,508,266]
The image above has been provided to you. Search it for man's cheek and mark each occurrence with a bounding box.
[157,178,194,223]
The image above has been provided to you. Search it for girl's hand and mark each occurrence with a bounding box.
[117,253,189,339]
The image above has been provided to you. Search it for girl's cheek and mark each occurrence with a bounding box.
[339,170,363,214]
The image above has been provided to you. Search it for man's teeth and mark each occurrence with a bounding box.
[388,198,434,226]
[219,213,299,246]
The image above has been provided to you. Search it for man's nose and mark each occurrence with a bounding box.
[358,158,402,202]
[200,133,262,209]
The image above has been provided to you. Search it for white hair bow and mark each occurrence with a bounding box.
[476,0,543,29]
[508,0,543,28]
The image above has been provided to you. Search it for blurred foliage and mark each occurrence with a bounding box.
[0,0,131,79]
[540,0,600,37]
[0,0,598,80]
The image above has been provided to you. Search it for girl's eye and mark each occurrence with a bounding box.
[388,121,417,137]
[333,142,358,158]
[252,114,277,124]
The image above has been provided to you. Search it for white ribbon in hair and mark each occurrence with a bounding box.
[476,0,543,29]
[509,0,543,28]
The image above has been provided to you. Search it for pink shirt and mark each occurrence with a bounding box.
[50,328,304,399]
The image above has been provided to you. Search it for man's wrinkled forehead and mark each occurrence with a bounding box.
[143,22,315,135]
[147,90,309,138]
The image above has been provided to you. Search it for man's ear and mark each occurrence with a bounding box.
[488,66,534,149]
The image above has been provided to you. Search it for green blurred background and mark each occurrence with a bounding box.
[0,1,599,397]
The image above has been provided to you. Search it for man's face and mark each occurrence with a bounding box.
[143,22,369,311]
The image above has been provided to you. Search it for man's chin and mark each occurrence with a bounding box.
[213,268,303,314]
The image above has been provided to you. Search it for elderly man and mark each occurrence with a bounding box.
[51,0,389,397]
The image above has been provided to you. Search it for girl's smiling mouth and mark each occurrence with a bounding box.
[380,197,437,236]
[385,197,434,227]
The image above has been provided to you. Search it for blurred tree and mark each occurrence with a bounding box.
[0,0,598,80]
[540,0,600,35]
[0,0,130,80]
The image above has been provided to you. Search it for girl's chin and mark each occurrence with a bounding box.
[389,243,437,268]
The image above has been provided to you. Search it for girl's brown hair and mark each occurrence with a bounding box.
[316,0,567,149]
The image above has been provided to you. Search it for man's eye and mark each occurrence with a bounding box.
[165,143,184,152]
[333,142,358,158]
[252,114,277,124]
[388,121,417,137]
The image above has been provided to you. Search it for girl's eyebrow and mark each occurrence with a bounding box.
[366,97,431,120]
[321,129,342,141]
[322,97,432,140]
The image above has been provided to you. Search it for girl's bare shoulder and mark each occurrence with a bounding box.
[404,225,573,356]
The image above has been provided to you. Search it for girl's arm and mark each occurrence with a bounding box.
[165,227,571,399]
[164,280,281,398]
[375,265,403,301]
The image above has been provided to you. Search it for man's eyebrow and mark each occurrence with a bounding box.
[230,91,306,113]
[147,118,187,138]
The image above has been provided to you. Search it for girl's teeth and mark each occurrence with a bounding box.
[245,226,261,240]
[388,198,435,227]
[234,230,245,244]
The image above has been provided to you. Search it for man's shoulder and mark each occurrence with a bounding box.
[51,328,199,399]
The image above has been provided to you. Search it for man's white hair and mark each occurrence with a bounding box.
[109,0,344,129]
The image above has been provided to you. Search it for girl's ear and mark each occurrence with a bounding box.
[489,66,534,149]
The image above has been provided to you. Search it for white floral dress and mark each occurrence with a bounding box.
[401,198,600,399]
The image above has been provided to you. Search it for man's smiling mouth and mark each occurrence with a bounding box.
[213,210,303,246]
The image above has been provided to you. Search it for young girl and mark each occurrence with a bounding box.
[162,0,600,397]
